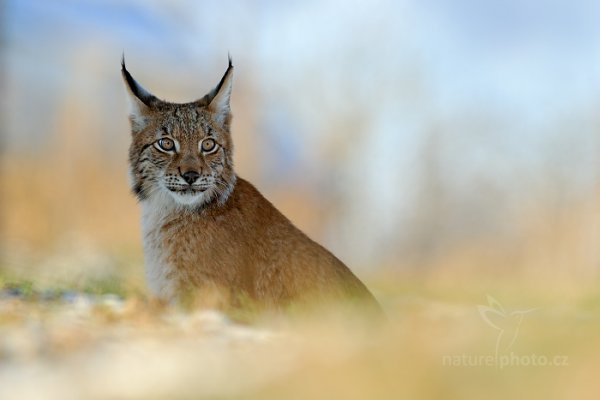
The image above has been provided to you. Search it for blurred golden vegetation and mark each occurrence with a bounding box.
[0,280,599,400]
[2,122,600,297]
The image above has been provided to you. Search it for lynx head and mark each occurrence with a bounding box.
[122,57,236,209]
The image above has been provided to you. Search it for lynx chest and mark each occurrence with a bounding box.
[141,202,252,300]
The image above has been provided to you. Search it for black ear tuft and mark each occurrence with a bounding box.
[211,55,234,101]
[120,55,157,107]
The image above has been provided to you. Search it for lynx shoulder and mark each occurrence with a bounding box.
[121,57,381,313]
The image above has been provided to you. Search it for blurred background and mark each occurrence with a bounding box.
[1,0,600,291]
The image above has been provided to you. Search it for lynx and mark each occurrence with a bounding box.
[122,57,381,312]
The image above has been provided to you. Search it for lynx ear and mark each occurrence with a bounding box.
[207,56,234,128]
[121,56,159,133]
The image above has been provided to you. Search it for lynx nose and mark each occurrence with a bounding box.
[181,170,200,185]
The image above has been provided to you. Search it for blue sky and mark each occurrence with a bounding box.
[6,0,599,119]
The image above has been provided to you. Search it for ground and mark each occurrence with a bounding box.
[1,274,599,400]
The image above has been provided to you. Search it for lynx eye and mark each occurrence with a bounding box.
[156,138,175,152]
[201,138,217,153]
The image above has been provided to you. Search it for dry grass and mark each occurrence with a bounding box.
[0,275,599,400]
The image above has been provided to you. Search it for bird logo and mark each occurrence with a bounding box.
[478,295,536,358]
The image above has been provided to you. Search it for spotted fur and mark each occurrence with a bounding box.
[122,57,381,312]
